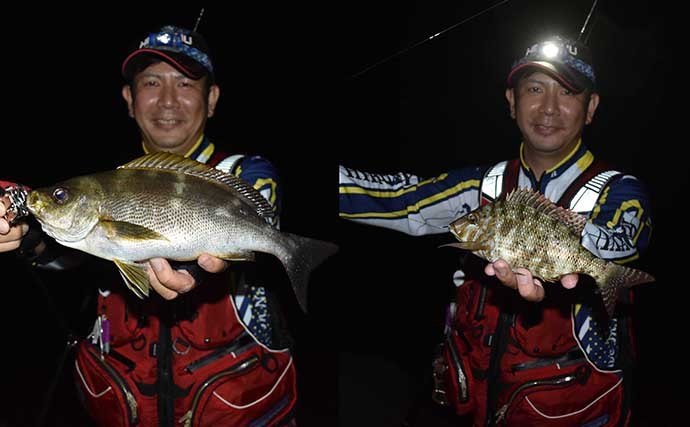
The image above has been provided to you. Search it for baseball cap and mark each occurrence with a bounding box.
[507,35,596,93]
[121,25,214,81]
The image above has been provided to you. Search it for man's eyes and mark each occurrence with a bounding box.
[138,79,198,89]
[526,86,574,96]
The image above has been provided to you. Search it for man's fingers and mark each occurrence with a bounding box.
[487,259,518,289]
[198,253,227,273]
[560,274,578,289]
[0,241,21,252]
[514,267,545,302]
[148,276,180,300]
[147,258,195,299]
[0,223,28,251]
[486,261,545,302]
[0,195,9,213]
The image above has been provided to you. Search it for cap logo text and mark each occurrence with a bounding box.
[139,32,194,49]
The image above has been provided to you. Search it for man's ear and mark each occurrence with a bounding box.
[505,88,516,119]
[122,85,134,118]
[207,85,220,118]
[585,92,600,125]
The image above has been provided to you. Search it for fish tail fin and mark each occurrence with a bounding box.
[598,263,655,317]
[279,233,339,313]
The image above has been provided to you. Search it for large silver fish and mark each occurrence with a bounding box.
[447,187,653,316]
[26,152,338,311]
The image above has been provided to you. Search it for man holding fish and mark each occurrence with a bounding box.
[0,24,322,426]
[339,35,652,426]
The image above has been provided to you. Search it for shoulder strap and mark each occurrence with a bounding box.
[557,159,620,212]
[208,150,245,176]
[481,157,621,214]
[480,159,520,206]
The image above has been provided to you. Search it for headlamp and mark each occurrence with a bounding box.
[511,37,596,90]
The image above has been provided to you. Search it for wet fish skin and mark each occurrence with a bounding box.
[26,152,337,312]
[447,188,653,316]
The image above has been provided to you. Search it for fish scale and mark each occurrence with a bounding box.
[447,187,653,316]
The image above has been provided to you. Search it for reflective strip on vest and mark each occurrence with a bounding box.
[480,160,508,204]
[480,161,620,214]
[215,154,245,175]
[568,170,620,213]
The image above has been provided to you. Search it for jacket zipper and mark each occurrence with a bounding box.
[510,348,585,372]
[85,347,139,425]
[494,372,580,424]
[446,332,469,402]
[185,332,256,373]
[474,283,488,320]
[180,354,260,427]
[486,312,512,426]
[158,321,174,427]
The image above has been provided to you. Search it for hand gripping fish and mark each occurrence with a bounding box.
[446,188,654,316]
[26,152,338,312]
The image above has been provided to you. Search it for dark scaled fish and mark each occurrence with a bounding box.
[26,152,338,312]
[447,187,653,316]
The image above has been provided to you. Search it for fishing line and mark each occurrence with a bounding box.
[352,0,511,79]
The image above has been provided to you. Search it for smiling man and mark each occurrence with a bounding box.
[1,24,298,427]
[338,35,652,426]
[121,27,220,157]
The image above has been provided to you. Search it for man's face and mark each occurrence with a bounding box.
[505,71,599,158]
[122,61,220,155]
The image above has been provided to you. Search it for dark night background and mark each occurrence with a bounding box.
[0,1,685,426]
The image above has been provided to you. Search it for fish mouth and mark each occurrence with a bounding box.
[445,239,490,252]
[25,191,43,216]
[456,240,487,251]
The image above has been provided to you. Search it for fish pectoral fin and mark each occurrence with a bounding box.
[218,251,255,262]
[100,219,169,242]
[113,259,150,298]
[439,242,489,251]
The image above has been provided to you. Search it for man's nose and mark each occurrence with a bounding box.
[539,90,559,115]
[158,85,179,108]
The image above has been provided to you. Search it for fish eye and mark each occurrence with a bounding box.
[52,187,69,205]
[467,213,477,224]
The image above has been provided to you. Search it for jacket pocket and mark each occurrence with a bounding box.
[511,305,578,358]
[496,364,624,427]
[437,331,476,416]
[180,348,297,427]
[74,341,140,427]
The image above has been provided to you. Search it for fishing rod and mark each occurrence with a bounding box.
[193,7,205,32]
[578,0,599,44]
[351,0,601,79]
[352,0,511,79]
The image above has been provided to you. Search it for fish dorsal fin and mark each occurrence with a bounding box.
[506,188,588,237]
[120,152,275,219]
